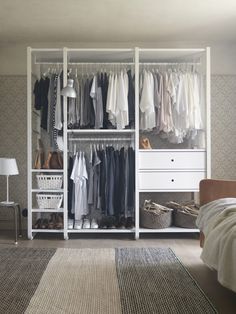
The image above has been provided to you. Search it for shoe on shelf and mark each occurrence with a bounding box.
[82,218,90,229]
[74,220,83,229]
[67,219,74,230]
[90,218,99,229]
[99,217,108,229]
[41,218,49,229]
[48,213,56,229]
[126,217,135,229]
[55,214,63,229]
[117,216,126,229]
[33,218,42,229]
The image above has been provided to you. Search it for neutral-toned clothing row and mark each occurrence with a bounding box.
[140,69,204,144]
[68,146,135,221]
[68,70,135,130]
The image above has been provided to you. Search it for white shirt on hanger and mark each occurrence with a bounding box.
[192,72,203,130]
[90,75,104,129]
[139,70,156,131]
[70,152,88,220]
[106,73,117,126]
[116,70,129,129]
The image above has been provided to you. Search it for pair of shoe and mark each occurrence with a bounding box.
[67,218,74,230]
[99,216,117,229]
[50,214,63,229]
[72,218,99,230]
[34,218,49,229]
[116,216,135,229]
[33,214,64,229]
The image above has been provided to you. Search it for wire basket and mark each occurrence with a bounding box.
[36,194,63,209]
[36,175,63,190]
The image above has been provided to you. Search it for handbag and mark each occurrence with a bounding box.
[49,151,63,169]
[139,137,152,149]
[34,139,44,169]
[43,151,63,169]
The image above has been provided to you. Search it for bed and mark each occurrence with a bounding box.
[197,179,236,292]
[199,179,236,247]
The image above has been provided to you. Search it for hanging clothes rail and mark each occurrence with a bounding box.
[68,137,132,141]
[34,61,199,65]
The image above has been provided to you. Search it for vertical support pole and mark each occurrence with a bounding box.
[27,47,33,240]
[63,47,68,240]
[134,47,139,240]
[6,175,9,203]
[206,47,211,178]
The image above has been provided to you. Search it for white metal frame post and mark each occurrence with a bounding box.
[134,47,140,240]
[206,47,211,178]
[27,47,32,240]
[63,47,68,240]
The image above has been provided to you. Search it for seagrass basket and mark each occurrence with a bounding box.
[140,201,172,229]
[165,201,198,228]
[173,211,197,228]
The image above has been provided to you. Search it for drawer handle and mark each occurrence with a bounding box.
[171,159,174,162]
[171,179,175,182]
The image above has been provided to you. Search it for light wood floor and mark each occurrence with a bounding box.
[0,231,236,314]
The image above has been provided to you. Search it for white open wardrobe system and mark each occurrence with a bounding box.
[27,47,211,240]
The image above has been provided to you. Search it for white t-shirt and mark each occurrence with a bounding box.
[139,70,156,130]
[70,152,88,220]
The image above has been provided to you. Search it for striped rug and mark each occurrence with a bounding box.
[0,247,217,314]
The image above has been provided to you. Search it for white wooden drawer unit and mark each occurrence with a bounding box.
[139,150,206,191]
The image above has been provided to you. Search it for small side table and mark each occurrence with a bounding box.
[0,202,22,244]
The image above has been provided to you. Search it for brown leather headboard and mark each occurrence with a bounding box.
[200,179,236,206]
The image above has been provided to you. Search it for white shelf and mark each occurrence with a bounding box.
[31,189,64,192]
[67,129,135,134]
[139,189,200,192]
[68,228,135,233]
[31,208,64,213]
[139,149,206,152]
[31,169,64,173]
[32,229,64,233]
[139,227,200,233]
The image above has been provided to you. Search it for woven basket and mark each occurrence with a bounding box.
[165,201,198,229]
[173,210,197,228]
[140,201,172,229]
[36,194,63,209]
[36,175,63,190]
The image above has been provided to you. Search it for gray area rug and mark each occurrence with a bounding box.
[0,247,56,314]
[116,248,217,314]
[0,247,217,314]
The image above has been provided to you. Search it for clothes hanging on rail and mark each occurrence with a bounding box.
[139,68,204,144]
[33,76,50,131]
[68,155,74,219]
[127,69,135,128]
[67,69,135,130]
[90,74,104,129]
[68,145,135,228]
[70,151,89,220]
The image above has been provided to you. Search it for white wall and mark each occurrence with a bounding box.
[0,42,236,75]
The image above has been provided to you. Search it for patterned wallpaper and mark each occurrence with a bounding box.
[211,76,236,179]
[0,76,27,228]
[0,75,236,228]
